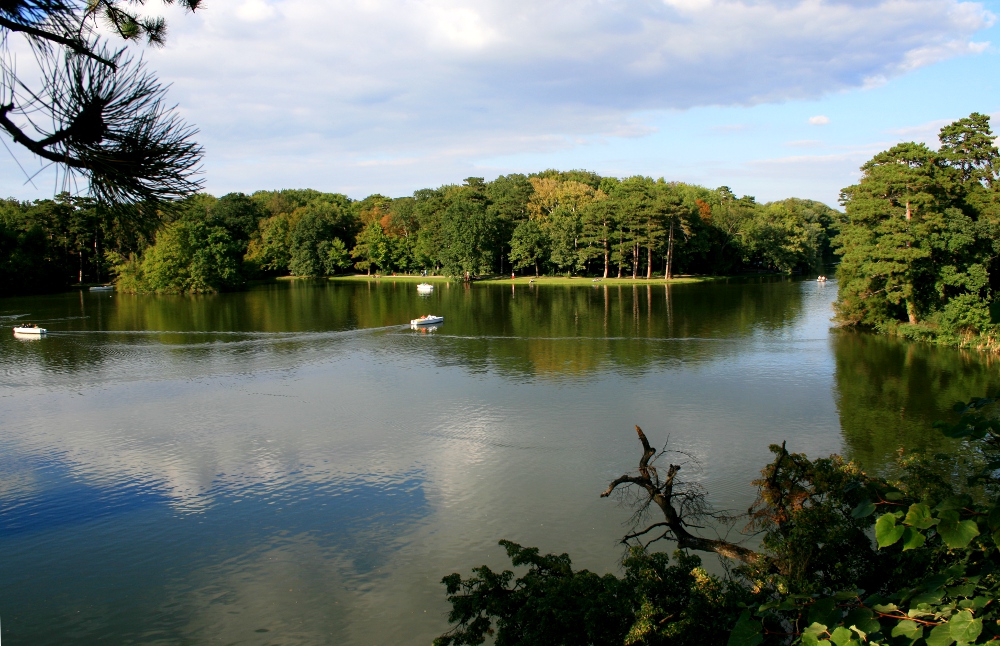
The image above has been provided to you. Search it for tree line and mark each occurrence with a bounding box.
[834,112,1000,345]
[1,175,840,296]
[5,111,999,350]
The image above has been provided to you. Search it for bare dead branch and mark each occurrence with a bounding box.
[601,425,767,566]
[601,475,648,498]
[622,521,670,541]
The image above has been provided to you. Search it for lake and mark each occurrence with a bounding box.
[1,278,996,644]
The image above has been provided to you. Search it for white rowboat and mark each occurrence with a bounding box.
[89,285,114,292]
[416,283,433,293]
[410,315,443,326]
[13,325,46,335]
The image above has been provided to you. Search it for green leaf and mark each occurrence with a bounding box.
[949,610,983,643]
[852,500,877,519]
[884,491,905,501]
[830,626,854,646]
[876,513,905,548]
[901,527,926,551]
[948,583,975,598]
[911,590,944,606]
[891,620,922,639]
[799,634,824,646]
[727,611,763,646]
[926,623,955,646]
[988,505,1000,532]
[809,598,839,628]
[803,622,829,636]
[936,496,972,512]
[921,573,951,590]
[936,510,980,549]
[849,626,868,642]
[834,589,861,601]
[872,603,899,613]
[845,609,880,635]
[903,503,937,529]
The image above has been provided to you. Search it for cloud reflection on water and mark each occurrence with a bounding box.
[2,279,997,643]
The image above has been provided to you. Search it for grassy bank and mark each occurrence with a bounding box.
[325,274,717,286]
[475,275,714,286]
[323,274,451,283]
[875,320,1000,355]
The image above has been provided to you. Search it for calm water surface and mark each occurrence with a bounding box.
[1,278,997,644]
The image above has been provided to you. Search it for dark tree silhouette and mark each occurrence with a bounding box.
[1,0,203,207]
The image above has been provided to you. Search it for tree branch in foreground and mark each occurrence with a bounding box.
[601,425,765,565]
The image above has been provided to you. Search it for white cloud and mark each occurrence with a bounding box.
[1,0,993,198]
[808,115,831,125]
[144,0,987,176]
[732,146,885,204]
[235,0,276,22]
[888,118,955,144]
[878,111,1000,152]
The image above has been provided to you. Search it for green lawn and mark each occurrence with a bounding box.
[325,274,451,283]
[475,275,714,286]
[324,274,716,286]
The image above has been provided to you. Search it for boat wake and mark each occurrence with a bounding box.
[395,333,735,343]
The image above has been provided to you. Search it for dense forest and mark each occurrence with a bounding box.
[0,174,840,297]
[834,113,1000,348]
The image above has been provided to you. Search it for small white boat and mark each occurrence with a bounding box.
[410,314,444,326]
[13,324,46,335]
[416,283,434,293]
[89,285,114,292]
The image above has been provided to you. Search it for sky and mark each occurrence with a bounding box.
[2,0,999,208]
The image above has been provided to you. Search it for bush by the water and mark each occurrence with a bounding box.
[435,398,1000,645]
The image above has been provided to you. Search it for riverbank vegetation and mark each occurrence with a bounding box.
[1,177,840,297]
[834,113,1000,349]
[328,274,712,286]
[436,403,1000,645]
[4,111,999,352]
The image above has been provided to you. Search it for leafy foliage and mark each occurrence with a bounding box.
[835,113,1000,341]
[112,218,242,293]
[437,396,1000,646]
[0,192,138,294]
[435,542,743,646]
[3,167,851,295]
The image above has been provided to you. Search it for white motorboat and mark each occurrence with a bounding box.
[89,285,114,292]
[416,283,434,293]
[13,324,46,335]
[410,314,444,326]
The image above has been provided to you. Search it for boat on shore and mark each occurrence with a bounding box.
[13,324,46,335]
[89,285,114,292]
[410,314,443,326]
[416,283,433,293]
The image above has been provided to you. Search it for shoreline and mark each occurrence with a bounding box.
[323,274,735,286]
